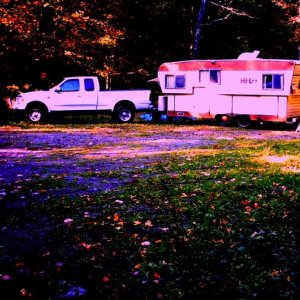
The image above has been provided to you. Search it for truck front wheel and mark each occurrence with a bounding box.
[27,106,46,123]
[113,105,135,123]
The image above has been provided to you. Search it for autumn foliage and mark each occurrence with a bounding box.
[0,1,299,96]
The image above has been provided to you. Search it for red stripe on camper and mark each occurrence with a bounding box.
[159,65,169,71]
[159,60,295,72]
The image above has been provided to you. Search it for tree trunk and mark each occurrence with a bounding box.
[192,0,208,59]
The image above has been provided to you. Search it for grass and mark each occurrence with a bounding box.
[0,122,299,299]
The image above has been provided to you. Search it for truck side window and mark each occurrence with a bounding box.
[263,74,284,90]
[60,79,80,92]
[84,78,95,91]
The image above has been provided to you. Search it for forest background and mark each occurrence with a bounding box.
[0,0,299,95]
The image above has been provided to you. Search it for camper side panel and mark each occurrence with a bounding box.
[287,64,300,119]
[232,96,283,116]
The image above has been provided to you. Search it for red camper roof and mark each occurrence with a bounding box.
[159,60,295,72]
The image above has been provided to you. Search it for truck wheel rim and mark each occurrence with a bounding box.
[29,110,41,122]
[119,109,131,122]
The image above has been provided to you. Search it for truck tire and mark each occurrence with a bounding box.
[113,105,135,123]
[27,106,47,123]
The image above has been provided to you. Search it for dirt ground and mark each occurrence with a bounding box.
[0,122,299,298]
[0,123,299,201]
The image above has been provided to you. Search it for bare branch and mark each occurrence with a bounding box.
[201,13,232,26]
[209,1,255,19]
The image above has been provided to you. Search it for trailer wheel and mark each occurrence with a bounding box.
[237,115,251,128]
[216,115,231,127]
[27,105,47,123]
[113,104,135,123]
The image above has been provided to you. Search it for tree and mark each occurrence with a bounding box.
[193,0,208,59]
[0,0,299,94]
[271,0,300,56]
[0,0,125,86]
[192,0,256,58]
[191,0,299,59]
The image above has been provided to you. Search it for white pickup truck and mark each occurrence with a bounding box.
[11,76,153,123]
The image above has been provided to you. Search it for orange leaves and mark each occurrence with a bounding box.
[0,2,39,37]
[109,213,124,229]
[219,218,228,225]
[133,219,154,227]
[240,199,260,215]
[79,242,100,250]
[153,272,161,284]
[240,200,251,206]
[97,35,119,47]
[0,0,125,76]
[282,209,289,219]
[113,213,120,222]
[20,288,33,298]
[144,220,153,227]
[131,263,162,284]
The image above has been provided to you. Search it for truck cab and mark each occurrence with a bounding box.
[50,77,100,111]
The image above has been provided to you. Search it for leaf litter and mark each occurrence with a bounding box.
[0,123,299,299]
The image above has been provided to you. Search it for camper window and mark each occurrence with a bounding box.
[210,70,221,84]
[263,74,284,90]
[199,70,221,84]
[165,75,186,89]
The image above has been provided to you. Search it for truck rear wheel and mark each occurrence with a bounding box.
[113,105,135,123]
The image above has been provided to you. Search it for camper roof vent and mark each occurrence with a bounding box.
[238,50,260,60]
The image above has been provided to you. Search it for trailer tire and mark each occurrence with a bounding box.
[236,115,251,128]
[216,115,232,127]
[113,104,135,123]
[27,104,48,123]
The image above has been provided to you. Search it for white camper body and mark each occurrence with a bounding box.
[157,51,300,127]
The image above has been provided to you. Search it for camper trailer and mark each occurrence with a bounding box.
[156,51,300,128]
